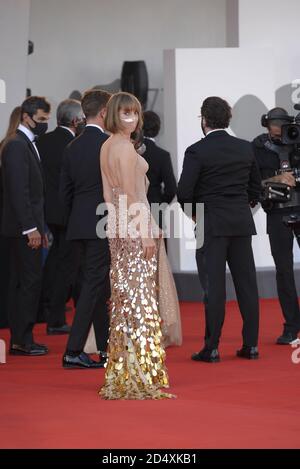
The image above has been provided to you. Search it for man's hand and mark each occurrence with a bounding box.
[249,200,258,208]
[42,234,49,249]
[27,230,42,249]
[271,173,296,187]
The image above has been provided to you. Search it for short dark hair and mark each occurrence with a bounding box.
[81,89,111,119]
[143,110,161,138]
[201,96,232,129]
[21,96,51,121]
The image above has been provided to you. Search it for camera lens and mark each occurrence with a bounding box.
[287,125,300,140]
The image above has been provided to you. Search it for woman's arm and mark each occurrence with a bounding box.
[101,169,113,204]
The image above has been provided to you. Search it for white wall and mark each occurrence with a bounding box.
[27,0,227,137]
[239,0,300,114]
[164,48,275,271]
[164,1,300,273]
[0,0,30,137]
[239,0,300,49]
[239,0,300,264]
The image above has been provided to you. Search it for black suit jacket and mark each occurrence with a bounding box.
[177,130,261,236]
[1,129,45,237]
[60,126,108,240]
[142,138,177,204]
[37,126,74,226]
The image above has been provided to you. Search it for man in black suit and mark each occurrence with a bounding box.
[0,158,10,329]
[60,89,111,369]
[0,163,9,328]
[178,96,261,362]
[37,99,85,335]
[1,96,51,355]
[142,111,177,221]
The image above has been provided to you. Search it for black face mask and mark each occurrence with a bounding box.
[29,118,48,137]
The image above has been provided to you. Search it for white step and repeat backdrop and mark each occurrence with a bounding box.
[164,47,277,273]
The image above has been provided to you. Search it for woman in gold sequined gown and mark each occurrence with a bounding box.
[98,92,176,400]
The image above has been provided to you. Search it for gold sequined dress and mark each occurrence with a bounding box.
[99,155,175,400]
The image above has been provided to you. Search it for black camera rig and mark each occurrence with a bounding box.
[260,105,300,227]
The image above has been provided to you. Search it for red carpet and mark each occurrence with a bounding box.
[0,299,300,449]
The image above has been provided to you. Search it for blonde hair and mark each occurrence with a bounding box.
[105,92,143,138]
[0,106,21,159]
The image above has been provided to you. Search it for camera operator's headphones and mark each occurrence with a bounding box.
[261,108,293,128]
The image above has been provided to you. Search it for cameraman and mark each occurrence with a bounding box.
[252,107,300,344]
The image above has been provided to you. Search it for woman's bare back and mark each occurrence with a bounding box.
[100,135,149,205]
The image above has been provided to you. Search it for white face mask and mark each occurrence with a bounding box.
[120,117,136,123]
[119,109,138,124]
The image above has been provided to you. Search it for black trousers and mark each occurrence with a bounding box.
[66,238,111,354]
[7,237,43,346]
[0,234,10,328]
[267,212,300,335]
[42,224,77,327]
[196,233,259,350]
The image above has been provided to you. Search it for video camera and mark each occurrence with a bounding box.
[281,104,300,145]
[260,105,300,227]
[261,106,300,145]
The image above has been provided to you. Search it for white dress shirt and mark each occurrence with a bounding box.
[18,123,41,161]
[205,128,225,137]
[17,124,41,236]
[59,125,75,137]
[85,124,104,133]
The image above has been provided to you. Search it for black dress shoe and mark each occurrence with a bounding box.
[236,346,259,359]
[32,342,49,352]
[47,324,71,335]
[276,332,298,345]
[99,350,108,361]
[62,351,105,369]
[191,348,220,363]
[10,344,48,356]
[12,342,48,351]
